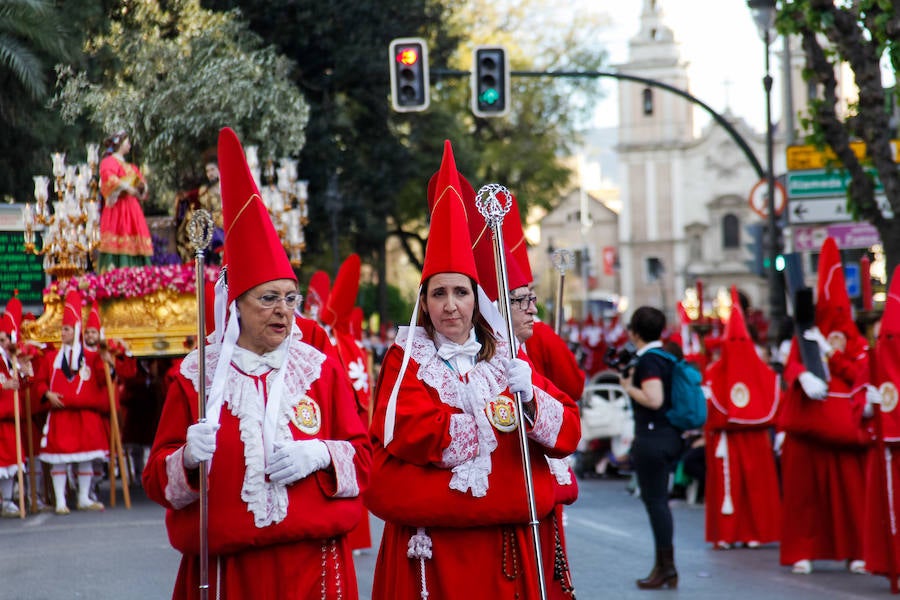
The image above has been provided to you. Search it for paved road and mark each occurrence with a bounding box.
[0,475,894,599]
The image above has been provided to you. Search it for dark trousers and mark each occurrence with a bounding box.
[631,426,683,549]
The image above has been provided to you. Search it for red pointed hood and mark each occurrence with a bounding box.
[218,127,296,304]
[705,286,779,426]
[321,253,361,329]
[421,140,479,285]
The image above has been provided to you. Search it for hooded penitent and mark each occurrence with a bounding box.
[321,254,361,331]
[872,264,900,441]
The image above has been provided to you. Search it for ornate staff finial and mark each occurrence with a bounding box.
[475,183,512,228]
[551,249,574,275]
[188,209,214,254]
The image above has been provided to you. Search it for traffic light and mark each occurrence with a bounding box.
[389,38,429,112]
[472,46,510,117]
[744,222,765,277]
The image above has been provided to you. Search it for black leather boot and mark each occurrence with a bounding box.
[636,547,678,589]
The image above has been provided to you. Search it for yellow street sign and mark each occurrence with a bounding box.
[786,140,900,171]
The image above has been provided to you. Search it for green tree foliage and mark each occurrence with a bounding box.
[0,0,82,201]
[779,1,900,280]
[52,0,309,211]
[201,0,606,323]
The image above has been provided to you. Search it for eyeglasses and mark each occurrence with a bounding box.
[255,293,301,309]
[509,294,538,311]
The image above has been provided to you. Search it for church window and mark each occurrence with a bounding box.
[642,88,654,115]
[722,214,740,249]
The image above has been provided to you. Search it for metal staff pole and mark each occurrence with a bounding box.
[551,249,573,335]
[187,209,214,600]
[475,184,548,600]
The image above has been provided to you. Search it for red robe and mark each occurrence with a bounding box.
[703,344,782,546]
[366,327,581,600]
[331,326,373,551]
[523,321,583,599]
[862,342,900,579]
[0,354,23,475]
[35,346,110,464]
[142,336,371,600]
[778,339,869,565]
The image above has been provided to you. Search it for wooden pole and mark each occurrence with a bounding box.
[102,360,130,509]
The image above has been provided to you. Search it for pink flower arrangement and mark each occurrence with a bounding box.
[48,265,221,303]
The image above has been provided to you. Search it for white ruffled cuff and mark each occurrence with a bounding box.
[165,447,200,509]
[322,440,359,498]
[528,388,563,448]
[438,413,479,468]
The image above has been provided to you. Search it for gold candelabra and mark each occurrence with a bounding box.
[246,146,308,267]
[23,145,102,282]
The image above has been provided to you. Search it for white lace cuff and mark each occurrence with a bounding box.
[438,413,479,468]
[546,456,573,485]
[165,447,200,509]
[322,440,359,498]
[528,388,563,448]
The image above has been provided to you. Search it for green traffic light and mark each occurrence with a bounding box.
[479,88,500,105]
[775,254,786,272]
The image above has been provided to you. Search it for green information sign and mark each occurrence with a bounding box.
[0,230,45,307]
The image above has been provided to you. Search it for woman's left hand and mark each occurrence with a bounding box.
[267,439,332,485]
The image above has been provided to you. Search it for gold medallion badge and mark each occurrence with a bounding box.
[880,382,899,414]
[730,382,750,408]
[291,395,321,435]
[486,395,518,432]
[79,365,91,381]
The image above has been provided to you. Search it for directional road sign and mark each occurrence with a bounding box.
[793,222,881,251]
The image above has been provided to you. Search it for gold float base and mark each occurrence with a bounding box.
[22,288,198,357]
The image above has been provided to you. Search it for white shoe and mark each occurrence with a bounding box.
[1,501,19,518]
[746,540,760,549]
[848,560,867,574]
[716,541,731,550]
[792,559,812,574]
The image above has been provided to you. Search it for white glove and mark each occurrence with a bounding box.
[266,439,331,485]
[506,357,534,403]
[803,327,832,356]
[798,371,828,400]
[864,385,883,418]
[184,421,220,469]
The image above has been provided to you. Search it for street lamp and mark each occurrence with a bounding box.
[747,0,786,339]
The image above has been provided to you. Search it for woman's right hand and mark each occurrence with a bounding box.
[46,391,64,408]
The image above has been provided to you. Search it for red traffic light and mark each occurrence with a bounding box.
[396,47,419,66]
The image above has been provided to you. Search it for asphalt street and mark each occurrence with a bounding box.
[0,475,894,599]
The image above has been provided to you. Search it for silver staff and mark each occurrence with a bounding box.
[475,183,548,600]
[551,249,573,335]
[187,209,214,600]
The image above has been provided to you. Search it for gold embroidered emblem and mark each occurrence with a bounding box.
[880,382,898,414]
[486,395,518,432]
[291,395,321,435]
[730,382,750,408]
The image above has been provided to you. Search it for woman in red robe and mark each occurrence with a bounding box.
[142,128,371,600]
[366,142,581,600]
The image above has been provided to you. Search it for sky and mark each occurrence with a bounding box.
[590,0,778,134]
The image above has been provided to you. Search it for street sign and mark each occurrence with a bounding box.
[844,263,860,298]
[793,223,881,251]
[786,140,900,171]
[787,195,892,224]
[788,198,851,223]
[786,169,883,198]
[748,179,786,217]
